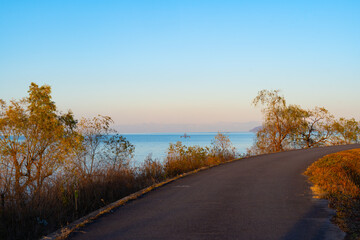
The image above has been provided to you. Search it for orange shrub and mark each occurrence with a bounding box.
[305,149,360,239]
[305,149,360,198]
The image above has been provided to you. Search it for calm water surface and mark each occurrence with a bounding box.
[122,132,256,164]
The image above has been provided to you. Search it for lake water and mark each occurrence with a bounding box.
[122,132,256,164]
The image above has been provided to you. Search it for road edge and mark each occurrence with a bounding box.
[40,157,244,240]
[42,144,360,240]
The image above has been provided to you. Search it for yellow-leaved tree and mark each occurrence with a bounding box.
[252,90,304,153]
[332,117,360,144]
[0,83,81,203]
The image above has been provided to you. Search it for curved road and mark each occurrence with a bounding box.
[68,145,360,240]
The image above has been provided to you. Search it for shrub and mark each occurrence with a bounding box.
[0,83,240,240]
[164,133,237,177]
[305,149,360,239]
[137,155,165,186]
[164,142,210,177]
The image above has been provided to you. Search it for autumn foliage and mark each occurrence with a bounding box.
[249,90,360,155]
[1,84,358,239]
[305,149,360,239]
[164,134,235,177]
[0,83,237,240]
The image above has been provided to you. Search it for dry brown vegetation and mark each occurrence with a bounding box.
[1,85,359,240]
[0,83,236,240]
[305,149,360,239]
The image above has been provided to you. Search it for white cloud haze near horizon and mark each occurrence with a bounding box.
[1,1,359,132]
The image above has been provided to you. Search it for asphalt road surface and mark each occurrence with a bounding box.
[67,145,360,240]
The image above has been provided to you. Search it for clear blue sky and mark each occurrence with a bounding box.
[0,1,359,132]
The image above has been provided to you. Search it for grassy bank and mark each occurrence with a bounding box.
[305,149,360,239]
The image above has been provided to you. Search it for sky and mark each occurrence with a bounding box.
[0,0,359,132]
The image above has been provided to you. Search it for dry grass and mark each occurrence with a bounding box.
[0,138,236,240]
[164,141,235,178]
[0,168,140,240]
[304,149,360,239]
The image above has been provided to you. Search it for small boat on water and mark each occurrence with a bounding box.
[180,133,191,138]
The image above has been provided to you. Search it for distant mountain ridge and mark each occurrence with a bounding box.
[249,126,262,133]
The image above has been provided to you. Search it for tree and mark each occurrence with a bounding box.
[295,107,334,148]
[75,115,113,176]
[74,115,134,176]
[252,90,304,153]
[332,118,360,144]
[0,83,80,201]
[211,132,235,160]
[0,83,136,239]
[102,134,134,170]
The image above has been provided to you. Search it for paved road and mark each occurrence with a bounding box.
[68,145,360,240]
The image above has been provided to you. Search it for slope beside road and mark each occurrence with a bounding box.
[67,144,360,240]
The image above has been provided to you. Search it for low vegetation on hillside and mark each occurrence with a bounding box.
[305,149,360,239]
